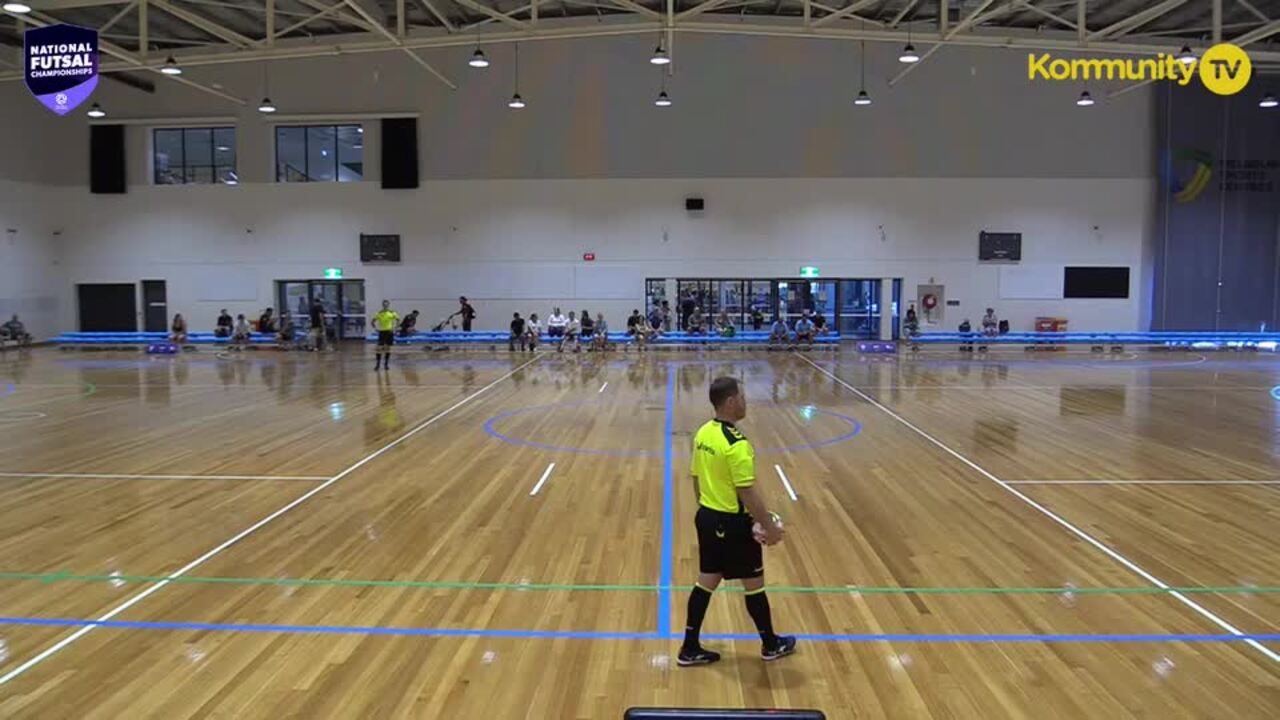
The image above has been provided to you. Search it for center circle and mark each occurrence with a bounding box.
[483,401,860,457]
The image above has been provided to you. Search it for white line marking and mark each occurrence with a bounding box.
[0,472,328,481]
[598,382,608,393]
[530,463,557,496]
[773,464,798,501]
[0,355,541,686]
[1007,480,1280,486]
[798,353,1280,663]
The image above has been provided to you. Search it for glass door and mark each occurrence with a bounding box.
[311,282,342,342]
[779,280,835,326]
[340,280,366,339]
[836,279,881,339]
[747,281,773,329]
[280,281,310,333]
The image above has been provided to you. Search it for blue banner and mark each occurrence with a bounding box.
[24,24,99,116]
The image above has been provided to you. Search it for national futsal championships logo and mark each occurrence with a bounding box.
[1027,43,1252,96]
[23,23,100,116]
[1165,148,1215,204]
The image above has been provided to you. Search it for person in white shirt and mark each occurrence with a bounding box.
[548,307,568,340]
[232,314,252,350]
[524,313,542,352]
[559,311,581,353]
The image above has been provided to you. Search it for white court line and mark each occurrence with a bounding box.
[0,471,329,481]
[798,353,1280,663]
[598,381,608,393]
[1008,480,1280,486]
[773,464,798,501]
[0,354,541,686]
[529,463,557,496]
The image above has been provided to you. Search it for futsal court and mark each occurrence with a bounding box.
[0,346,1275,717]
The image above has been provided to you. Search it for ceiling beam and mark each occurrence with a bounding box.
[418,0,457,31]
[1088,0,1186,42]
[889,0,995,85]
[1234,0,1270,23]
[604,0,661,20]
[811,0,879,29]
[1108,17,1280,98]
[342,0,457,89]
[150,0,255,48]
[1017,0,1076,31]
[453,0,529,30]
[676,0,737,22]
[99,0,138,35]
[1212,0,1222,43]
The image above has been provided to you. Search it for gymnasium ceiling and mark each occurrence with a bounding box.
[3,1,1280,103]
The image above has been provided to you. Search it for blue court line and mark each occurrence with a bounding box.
[657,369,675,637]
[1,618,1277,644]
[3,384,14,397]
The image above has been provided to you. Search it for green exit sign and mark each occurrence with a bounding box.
[799,266,820,278]
[323,267,343,279]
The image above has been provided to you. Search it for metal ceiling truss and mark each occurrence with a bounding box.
[4,0,1280,105]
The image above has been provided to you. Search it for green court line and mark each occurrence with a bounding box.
[0,571,1275,595]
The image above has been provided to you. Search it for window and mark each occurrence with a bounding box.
[276,124,364,182]
[153,127,236,185]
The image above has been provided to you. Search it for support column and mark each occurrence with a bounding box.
[879,278,894,340]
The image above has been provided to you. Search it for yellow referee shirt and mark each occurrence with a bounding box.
[690,419,755,514]
[374,309,399,332]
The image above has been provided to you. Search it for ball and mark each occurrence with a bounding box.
[752,511,784,545]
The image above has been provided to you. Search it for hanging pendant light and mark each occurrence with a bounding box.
[1260,93,1278,109]
[161,55,182,75]
[1177,45,1196,65]
[469,47,490,68]
[86,102,106,118]
[855,39,872,106]
[509,44,526,109]
[1076,90,1095,107]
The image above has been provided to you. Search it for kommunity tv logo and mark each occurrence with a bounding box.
[1027,43,1252,96]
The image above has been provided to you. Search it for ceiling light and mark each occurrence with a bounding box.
[86,102,106,118]
[855,40,871,107]
[216,145,230,152]
[654,90,671,107]
[1261,93,1278,109]
[1076,90,1095,107]
[356,126,363,134]
[469,48,489,68]
[508,93,526,109]
[1177,46,1195,65]
[160,56,182,75]
[2,3,32,13]
[257,97,276,113]
[898,43,919,63]
[854,90,872,106]
[650,46,670,66]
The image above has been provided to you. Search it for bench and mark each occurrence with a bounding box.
[905,332,1280,352]
[53,332,284,350]
[370,331,843,349]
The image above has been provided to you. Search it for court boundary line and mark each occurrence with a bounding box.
[0,617,1277,644]
[798,353,1280,663]
[657,369,675,637]
[0,471,330,482]
[1007,480,1280,486]
[0,355,541,686]
[529,463,556,496]
[774,464,798,501]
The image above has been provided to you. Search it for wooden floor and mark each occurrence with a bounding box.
[0,346,1276,718]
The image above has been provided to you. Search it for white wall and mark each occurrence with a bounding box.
[0,181,66,340]
[45,176,1151,333]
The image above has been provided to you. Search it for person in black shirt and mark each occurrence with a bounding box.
[681,293,697,331]
[751,307,764,331]
[398,310,420,337]
[215,309,233,338]
[580,309,595,340]
[309,300,326,351]
[258,308,276,334]
[812,313,827,335]
[458,296,477,332]
[509,312,527,352]
[627,309,644,336]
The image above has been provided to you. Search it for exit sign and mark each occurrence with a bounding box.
[323,267,343,279]
[799,266,820,278]
[583,252,596,261]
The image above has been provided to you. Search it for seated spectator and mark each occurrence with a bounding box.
[715,311,735,337]
[559,311,581,353]
[592,313,610,352]
[812,313,828,335]
[627,309,644,336]
[580,309,595,340]
[170,313,188,343]
[959,318,974,352]
[258,308,276,334]
[277,313,296,348]
[795,313,816,348]
[982,308,999,337]
[647,305,664,335]
[769,316,790,348]
[631,317,651,351]
[509,312,527,352]
[232,313,252,348]
[524,313,541,352]
[750,307,765,331]
[904,304,920,337]
[398,310,420,337]
[2,314,32,345]
[548,307,568,339]
[215,309,233,338]
[687,306,706,335]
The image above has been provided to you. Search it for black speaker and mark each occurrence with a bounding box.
[381,117,419,189]
[685,197,705,212]
[90,124,126,194]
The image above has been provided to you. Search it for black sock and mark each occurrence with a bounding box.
[745,590,778,648]
[682,585,713,651]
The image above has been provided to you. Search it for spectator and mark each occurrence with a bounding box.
[398,310,420,338]
[627,309,645,336]
[559,311,581,353]
[769,316,790,348]
[904,304,920,337]
[457,296,477,332]
[647,304,664,333]
[525,312,542,352]
[812,312,828,336]
[509,312,527,352]
[232,313,252,349]
[277,312,296,348]
[548,307,568,340]
[959,318,974,352]
[715,310,735,338]
[170,313,188,343]
[258,307,276,334]
[982,308,999,337]
[794,312,816,349]
[680,293,696,330]
[661,300,673,332]
[592,312,609,352]
[215,309,233,338]
[2,314,32,345]
[631,316,652,351]
[687,306,706,335]
[750,307,765,331]
[309,298,326,351]
[580,309,595,341]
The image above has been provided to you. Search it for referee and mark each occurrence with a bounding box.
[373,300,399,371]
[679,376,796,667]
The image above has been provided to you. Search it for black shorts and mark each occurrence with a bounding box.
[695,506,763,580]
[377,330,395,346]
[549,327,565,338]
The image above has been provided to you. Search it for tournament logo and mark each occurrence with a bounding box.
[24,24,99,116]
[1165,147,1214,204]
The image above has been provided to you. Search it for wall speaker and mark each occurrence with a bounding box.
[89,124,126,194]
[381,117,419,189]
[685,197,705,212]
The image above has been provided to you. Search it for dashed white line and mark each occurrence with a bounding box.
[774,464,798,501]
[598,382,608,393]
[530,463,557,496]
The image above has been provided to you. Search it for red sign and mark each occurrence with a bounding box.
[582,253,596,261]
